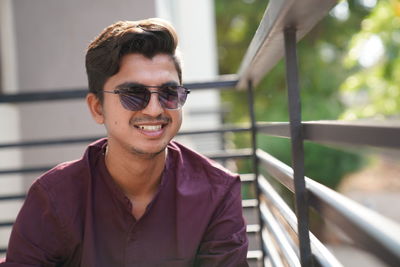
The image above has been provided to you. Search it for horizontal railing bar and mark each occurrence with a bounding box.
[0,75,238,104]
[307,179,400,267]
[257,120,400,149]
[1,123,397,151]
[0,125,251,149]
[0,136,101,149]
[8,118,398,150]
[261,186,300,260]
[7,119,396,152]
[256,148,400,266]
[0,194,26,201]
[258,175,342,267]
[257,149,295,192]
[0,221,14,227]
[261,228,285,267]
[177,125,250,136]
[206,149,252,161]
[0,89,87,104]
[0,149,252,176]
[183,75,238,90]
[0,166,50,175]
[260,202,301,267]
[302,120,400,148]
[257,122,290,138]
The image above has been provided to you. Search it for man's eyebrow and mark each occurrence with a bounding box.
[162,81,180,87]
[116,81,180,89]
[116,82,142,89]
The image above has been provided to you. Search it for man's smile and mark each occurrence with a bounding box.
[136,125,163,131]
[130,115,171,134]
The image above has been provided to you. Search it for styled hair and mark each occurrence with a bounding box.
[85,18,182,101]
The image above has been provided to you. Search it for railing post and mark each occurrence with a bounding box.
[283,27,313,266]
[246,80,265,266]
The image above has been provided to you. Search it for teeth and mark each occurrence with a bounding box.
[138,125,162,131]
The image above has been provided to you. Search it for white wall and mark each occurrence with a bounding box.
[0,0,23,252]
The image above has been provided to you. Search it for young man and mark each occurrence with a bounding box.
[3,18,248,266]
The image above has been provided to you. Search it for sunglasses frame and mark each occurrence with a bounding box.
[103,84,190,111]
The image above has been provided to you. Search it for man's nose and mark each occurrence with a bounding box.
[141,91,164,116]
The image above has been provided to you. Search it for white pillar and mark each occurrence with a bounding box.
[0,0,23,254]
[156,0,222,152]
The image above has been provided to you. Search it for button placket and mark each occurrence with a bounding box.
[124,222,141,265]
[129,226,138,241]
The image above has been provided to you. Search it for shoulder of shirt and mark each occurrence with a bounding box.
[168,140,240,187]
[33,138,105,195]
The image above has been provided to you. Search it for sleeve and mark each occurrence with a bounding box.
[3,181,68,266]
[194,176,249,267]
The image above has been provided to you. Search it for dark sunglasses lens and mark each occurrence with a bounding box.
[119,88,149,111]
[158,86,179,109]
[159,86,188,109]
[116,86,188,110]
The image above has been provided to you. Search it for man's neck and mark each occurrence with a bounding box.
[104,143,167,199]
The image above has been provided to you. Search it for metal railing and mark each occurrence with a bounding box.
[1,0,400,266]
[236,0,400,266]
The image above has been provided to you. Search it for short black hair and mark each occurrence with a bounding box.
[85,18,182,102]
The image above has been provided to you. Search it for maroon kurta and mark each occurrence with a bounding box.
[3,139,248,266]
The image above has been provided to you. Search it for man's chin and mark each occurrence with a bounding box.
[129,145,166,159]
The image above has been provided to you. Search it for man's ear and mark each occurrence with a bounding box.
[86,93,104,124]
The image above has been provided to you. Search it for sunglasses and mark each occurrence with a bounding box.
[103,84,190,111]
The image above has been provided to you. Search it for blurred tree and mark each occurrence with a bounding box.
[215,0,374,188]
[340,0,400,119]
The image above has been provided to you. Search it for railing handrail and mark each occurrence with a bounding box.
[257,121,400,149]
[259,202,301,267]
[258,175,343,267]
[237,0,337,89]
[257,148,400,266]
[234,0,400,265]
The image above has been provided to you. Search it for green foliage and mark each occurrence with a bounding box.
[215,0,371,188]
[215,0,267,75]
[303,143,364,188]
[340,0,400,119]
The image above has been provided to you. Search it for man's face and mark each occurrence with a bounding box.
[100,53,182,157]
